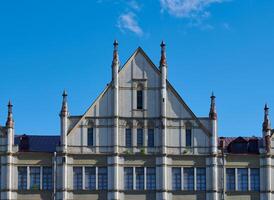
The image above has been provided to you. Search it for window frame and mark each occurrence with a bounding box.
[87,127,94,146]
[137,90,143,109]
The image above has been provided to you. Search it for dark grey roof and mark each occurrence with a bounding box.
[14,135,60,153]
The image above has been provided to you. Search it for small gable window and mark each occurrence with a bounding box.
[137,90,143,109]
[87,128,94,146]
[136,84,144,110]
[186,128,192,147]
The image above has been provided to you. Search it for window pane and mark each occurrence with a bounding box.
[18,167,27,190]
[250,168,260,191]
[196,168,206,191]
[87,128,94,146]
[237,168,248,191]
[124,167,133,190]
[85,167,96,190]
[30,167,40,190]
[172,167,181,190]
[136,167,144,190]
[226,168,235,191]
[186,129,192,147]
[42,167,52,190]
[184,168,194,190]
[73,167,82,190]
[146,167,156,190]
[148,129,154,147]
[137,128,143,147]
[137,90,143,109]
[126,129,132,147]
[98,167,108,190]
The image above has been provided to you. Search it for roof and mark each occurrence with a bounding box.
[218,136,263,154]
[14,135,60,153]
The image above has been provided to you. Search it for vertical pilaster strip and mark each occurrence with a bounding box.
[158,41,169,200]
[108,40,120,200]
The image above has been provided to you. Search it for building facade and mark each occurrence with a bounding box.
[0,41,273,200]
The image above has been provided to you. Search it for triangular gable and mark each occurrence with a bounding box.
[67,47,210,136]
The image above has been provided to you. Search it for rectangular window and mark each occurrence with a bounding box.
[125,128,132,147]
[85,167,96,190]
[146,167,156,190]
[226,168,235,191]
[42,167,52,190]
[136,167,144,190]
[172,167,181,190]
[87,128,94,146]
[73,167,83,190]
[18,167,27,190]
[148,129,154,147]
[124,167,133,190]
[98,167,108,190]
[184,168,194,190]
[30,167,40,190]
[196,168,206,191]
[137,128,143,147]
[250,168,260,191]
[237,168,248,191]
[186,128,192,147]
[137,90,143,109]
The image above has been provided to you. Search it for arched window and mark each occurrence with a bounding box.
[137,84,143,109]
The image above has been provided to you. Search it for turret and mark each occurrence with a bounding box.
[6,100,14,153]
[209,93,218,154]
[112,39,119,82]
[263,104,271,153]
[60,90,69,151]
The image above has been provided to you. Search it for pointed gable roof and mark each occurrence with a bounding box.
[67,47,211,136]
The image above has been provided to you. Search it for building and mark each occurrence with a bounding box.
[0,41,273,200]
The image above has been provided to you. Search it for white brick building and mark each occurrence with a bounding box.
[0,41,273,200]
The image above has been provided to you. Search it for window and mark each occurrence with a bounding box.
[184,168,194,190]
[148,129,154,147]
[73,167,83,190]
[237,168,248,191]
[196,168,206,191]
[30,167,40,190]
[146,167,156,190]
[18,167,27,190]
[250,168,260,191]
[85,167,96,190]
[186,128,192,147]
[124,167,133,190]
[137,90,143,109]
[136,167,144,190]
[42,167,52,190]
[98,167,108,189]
[137,128,143,147]
[226,168,235,191]
[125,128,132,147]
[87,128,94,146]
[172,167,181,190]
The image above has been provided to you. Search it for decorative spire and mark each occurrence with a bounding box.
[263,103,271,132]
[6,100,14,129]
[209,92,217,120]
[112,39,119,66]
[60,90,68,117]
[160,40,167,67]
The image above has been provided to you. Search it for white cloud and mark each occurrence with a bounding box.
[127,0,141,11]
[160,0,225,18]
[117,12,143,36]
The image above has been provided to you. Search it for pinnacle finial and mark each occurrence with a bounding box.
[209,92,217,120]
[60,90,68,117]
[6,100,14,128]
[160,40,167,67]
[112,39,119,66]
[263,103,271,132]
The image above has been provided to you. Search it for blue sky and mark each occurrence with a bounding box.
[0,0,273,137]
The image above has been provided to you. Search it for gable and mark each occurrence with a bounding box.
[67,47,210,136]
